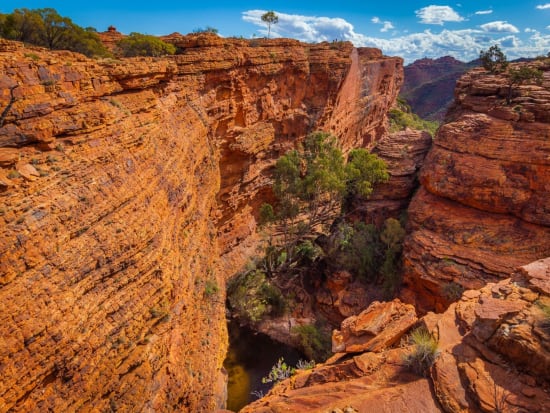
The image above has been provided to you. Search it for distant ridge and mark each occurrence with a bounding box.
[401,56,477,121]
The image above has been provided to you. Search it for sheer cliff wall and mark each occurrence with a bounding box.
[0,36,402,411]
[402,63,550,312]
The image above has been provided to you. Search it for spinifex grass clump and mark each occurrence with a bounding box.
[403,327,439,376]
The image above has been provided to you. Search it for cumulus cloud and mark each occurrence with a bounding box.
[242,10,364,42]
[475,10,493,15]
[416,5,464,25]
[242,10,550,64]
[525,28,538,33]
[371,16,395,32]
[480,21,520,33]
[536,3,550,9]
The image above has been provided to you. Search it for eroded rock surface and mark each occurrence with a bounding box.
[402,63,550,313]
[0,36,403,412]
[242,259,550,413]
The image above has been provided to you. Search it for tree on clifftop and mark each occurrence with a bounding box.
[506,66,543,104]
[0,8,109,57]
[261,11,279,38]
[479,45,508,74]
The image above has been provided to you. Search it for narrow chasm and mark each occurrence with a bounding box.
[224,320,304,412]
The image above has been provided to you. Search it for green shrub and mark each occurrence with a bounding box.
[116,32,176,57]
[227,269,285,323]
[204,280,219,297]
[7,170,20,179]
[292,323,331,361]
[403,327,439,376]
[261,357,294,384]
[389,106,439,137]
[0,8,110,57]
[442,282,464,301]
[479,45,508,74]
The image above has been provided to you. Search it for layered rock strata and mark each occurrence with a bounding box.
[0,36,403,411]
[242,259,550,413]
[402,63,550,312]
[354,128,432,224]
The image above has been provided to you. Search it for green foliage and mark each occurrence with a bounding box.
[0,8,110,57]
[116,32,176,57]
[326,218,405,295]
[329,221,382,281]
[259,203,275,225]
[442,282,464,301]
[192,26,219,34]
[479,45,508,74]
[295,359,316,370]
[227,269,285,323]
[292,323,332,361]
[403,327,439,376]
[204,280,219,297]
[270,131,388,248]
[380,218,406,296]
[506,66,544,104]
[261,11,279,38]
[345,149,390,199]
[261,357,294,384]
[388,101,439,137]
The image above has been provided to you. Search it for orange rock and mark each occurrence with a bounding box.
[402,63,550,313]
[0,37,403,412]
[0,148,19,167]
[246,260,550,413]
[332,299,417,353]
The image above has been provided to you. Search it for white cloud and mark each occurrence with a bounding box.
[525,28,538,33]
[498,35,521,48]
[242,10,550,64]
[381,21,395,32]
[371,16,395,32]
[480,21,520,33]
[242,10,362,42]
[536,3,550,9]
[475,10,493,15]
[416,5,464,25]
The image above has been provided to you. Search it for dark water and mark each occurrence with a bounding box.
[224,320,303,412]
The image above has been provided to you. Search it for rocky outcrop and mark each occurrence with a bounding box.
[0,36,403,411]
[241,259,550,413]
[354,128,432,224]
[332,299,417,353]
[402,63,550,313]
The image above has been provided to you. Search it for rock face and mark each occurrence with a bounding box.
[354,128,432,224]
[241,259,550,413]
[332,299,417,353]
[401,56,474,121]
[402,63,550,313]
[0,36,403,412]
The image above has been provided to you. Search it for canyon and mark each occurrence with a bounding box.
[0,33,549,412]
[0,35,402,412]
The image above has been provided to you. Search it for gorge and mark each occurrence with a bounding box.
[0,32,549,413]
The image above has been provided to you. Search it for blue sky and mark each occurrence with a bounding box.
[3,1,550,63]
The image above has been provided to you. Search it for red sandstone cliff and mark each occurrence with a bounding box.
[402,62,550,313]
[0,35,403,411]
